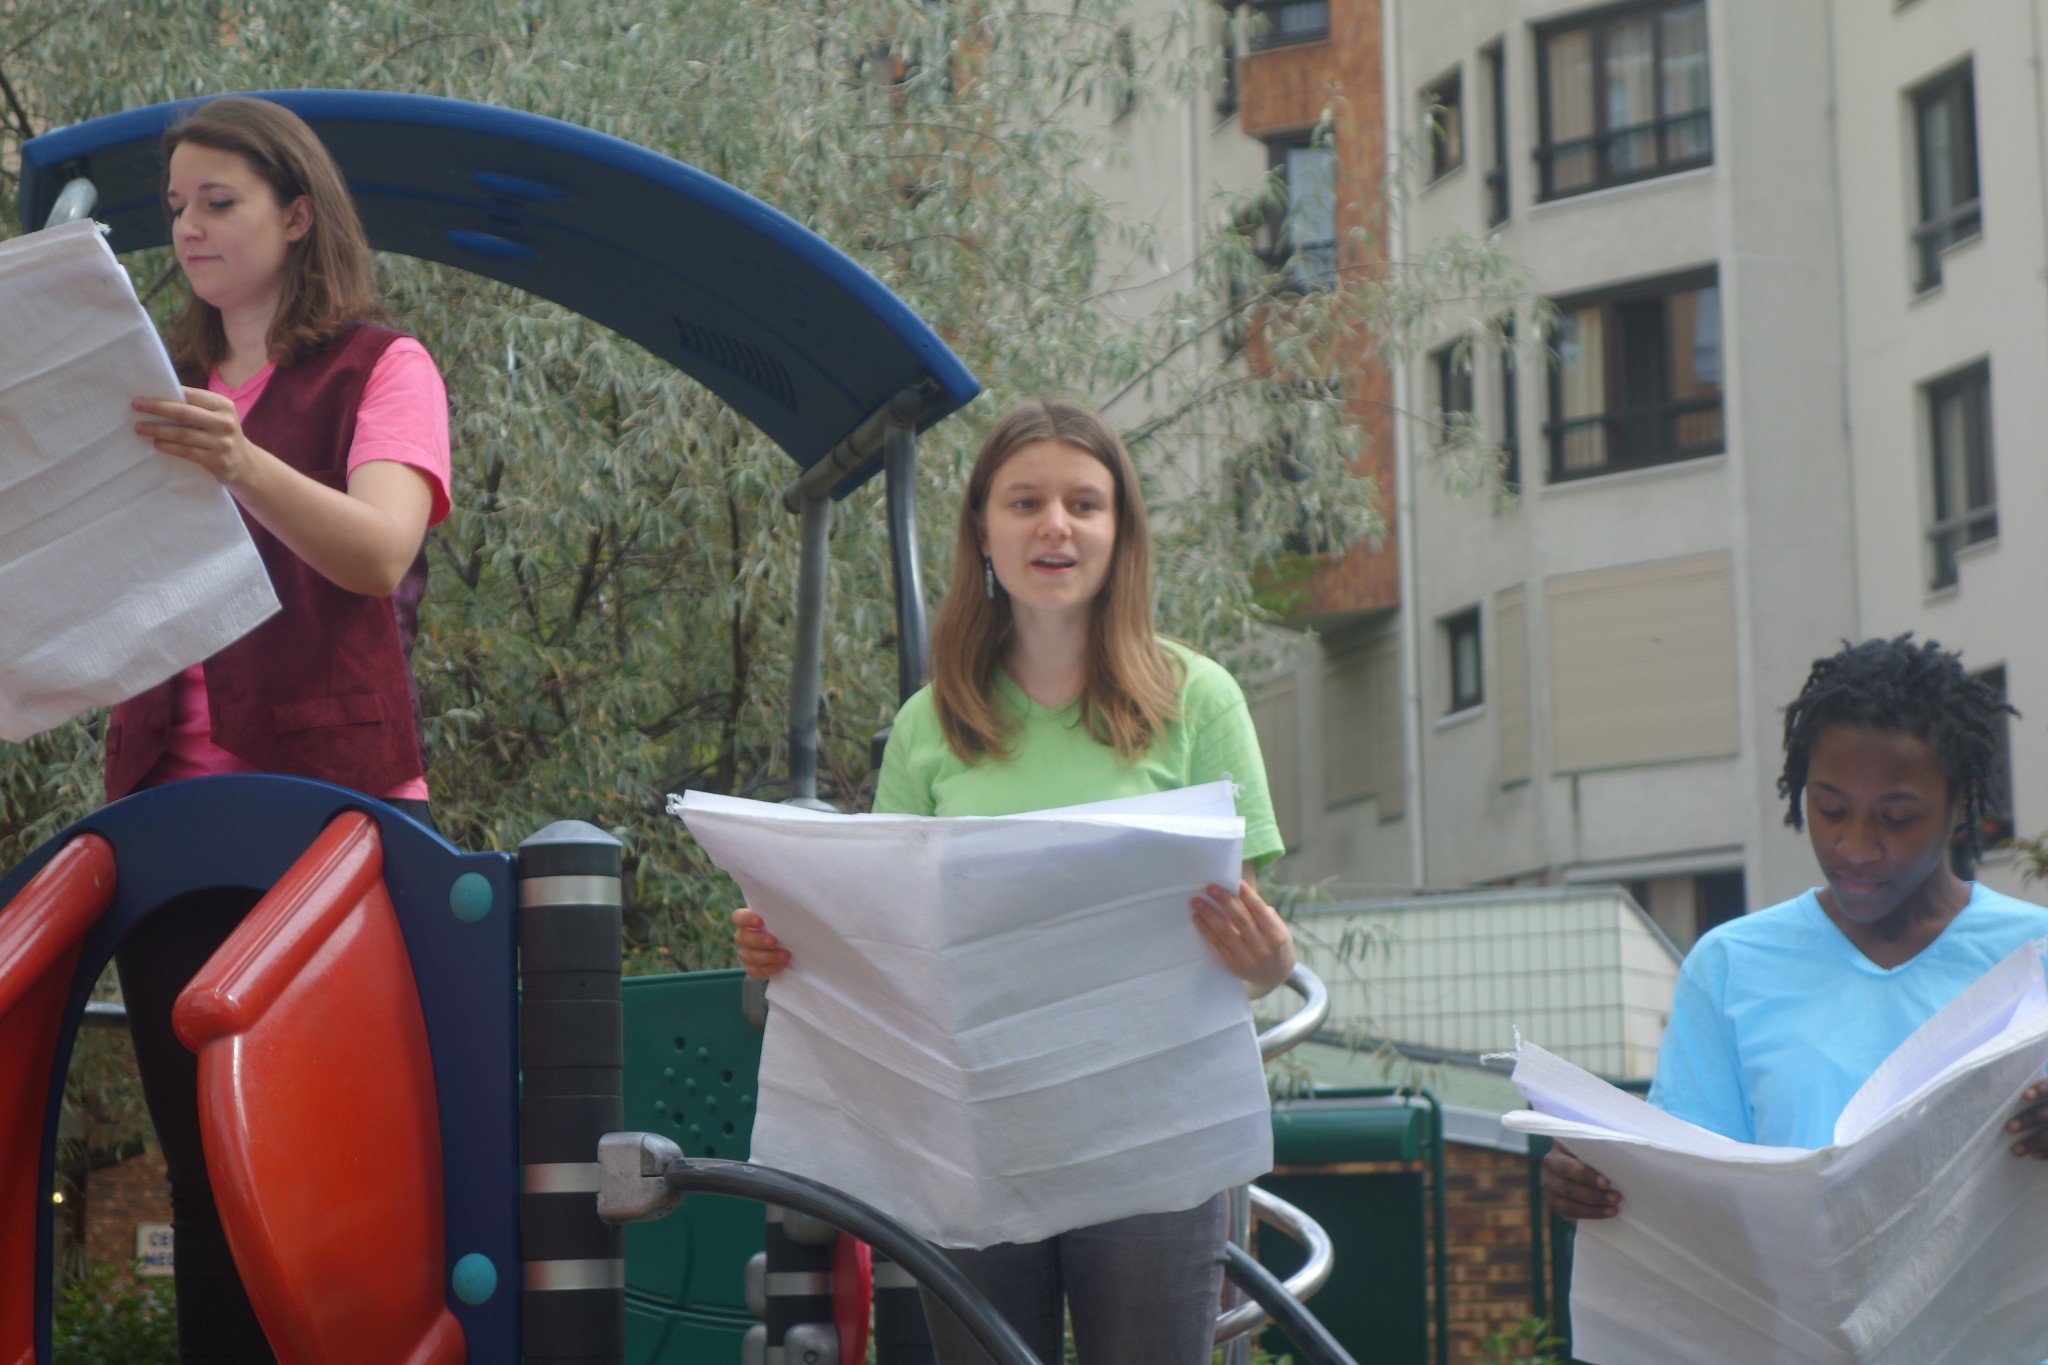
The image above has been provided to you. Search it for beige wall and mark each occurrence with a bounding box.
[1831,0,2048,898]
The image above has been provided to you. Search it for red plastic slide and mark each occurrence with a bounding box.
[0,834,116,1365]
[174,812,463,1365]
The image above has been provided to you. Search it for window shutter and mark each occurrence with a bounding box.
[1495,586,1531,785]
[1322,633,1405,819]
[1545,554,1737,772]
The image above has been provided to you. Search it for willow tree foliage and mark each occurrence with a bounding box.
[0,0,1526,971]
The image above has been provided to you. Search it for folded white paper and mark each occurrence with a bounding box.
[671,782,1274,1247]
[1504,939,2048,1365]
[0,220,279,741]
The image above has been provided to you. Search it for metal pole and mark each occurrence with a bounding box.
[881,404,928,702]
[753,1207,840,1365]
[517,820,626,1364]
[871,1251,937,1365]
[785,493,835,810]
[1219,1183,1255,1365]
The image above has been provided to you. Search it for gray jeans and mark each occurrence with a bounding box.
[919,1191,1230,1365]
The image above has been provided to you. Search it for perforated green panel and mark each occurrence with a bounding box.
[622,970,764,1364]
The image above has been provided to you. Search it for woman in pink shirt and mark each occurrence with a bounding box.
[117,96,451,1365]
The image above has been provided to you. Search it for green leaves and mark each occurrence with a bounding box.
[0,0,1526,974]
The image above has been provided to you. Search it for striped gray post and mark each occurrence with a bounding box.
[871,1251,937,1364]
[757,1206,840,1365]
[518,820,626,1364]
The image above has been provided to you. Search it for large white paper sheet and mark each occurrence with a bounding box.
[1503,940,2048,1365]
[671,782,1275,1247]
[0,220,279,740]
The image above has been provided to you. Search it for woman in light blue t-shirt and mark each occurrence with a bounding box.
[1544,635,2048,1204]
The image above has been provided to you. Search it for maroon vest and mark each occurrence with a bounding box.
[104,326,430,801]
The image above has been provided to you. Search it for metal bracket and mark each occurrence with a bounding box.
[596,1131,685,1224]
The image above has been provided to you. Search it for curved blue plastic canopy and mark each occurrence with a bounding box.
[17,89,979,491]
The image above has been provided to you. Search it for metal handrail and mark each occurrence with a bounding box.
[1214,1184,1335,1343]
[1256,963,1329,1062]
[1215,965,1336,1357]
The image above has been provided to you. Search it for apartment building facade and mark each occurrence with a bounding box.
[1236,0,2048,951]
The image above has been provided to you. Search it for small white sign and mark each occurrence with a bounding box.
[134,1222,173,1278]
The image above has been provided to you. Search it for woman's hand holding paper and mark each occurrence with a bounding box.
[1191,872,1296,998]
[732,906,790,979]
[134,387,260,485]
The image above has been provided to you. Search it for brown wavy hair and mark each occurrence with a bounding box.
[161,96,384,375]
[930,399,1181,763]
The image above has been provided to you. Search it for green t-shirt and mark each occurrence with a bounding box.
[873,639,1285,867]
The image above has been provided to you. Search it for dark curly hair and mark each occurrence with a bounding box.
[1778,635,2014,868]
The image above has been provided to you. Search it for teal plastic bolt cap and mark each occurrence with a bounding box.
[449,873,494,923]
[452,1253,497,1304]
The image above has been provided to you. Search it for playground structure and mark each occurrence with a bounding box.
[6,91,1358,1364]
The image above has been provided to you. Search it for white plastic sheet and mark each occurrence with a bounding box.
[0,220,279,740]
[1504,940,2048,1365]
[670,782,1274,1247]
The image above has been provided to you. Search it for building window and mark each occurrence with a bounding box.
[1484,41,1510,224]
[1627,869,1745,955]
[1444,607,1483,714]
[1925,360,1995,590]
[1424,68,1464,180]
[1248,0,1329,50]
[1975,665,2016,856]
[1546,269,1723,481]
[1260,137,1338,290]
[1536,0,1711,200]
[1433,339,1474,422]
[1913,63,1981,292]
[1498,315,1520,490]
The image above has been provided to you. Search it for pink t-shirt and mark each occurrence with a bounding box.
[150,337,452,799]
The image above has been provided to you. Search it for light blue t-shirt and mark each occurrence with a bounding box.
[1649,884,2048,1149]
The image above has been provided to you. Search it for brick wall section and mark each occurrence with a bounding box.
[1437,1140,1542,1363]
[83,1147,171,1286]
[1237,0,1401,617]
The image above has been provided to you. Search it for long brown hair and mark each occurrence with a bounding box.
[161,97,383,375]
[930,399,1181,763]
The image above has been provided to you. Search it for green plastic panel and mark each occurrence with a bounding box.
[1271,1098,1429,1164]
[622,970,766,1363]
[1258,1171,1430,1364]
[1261,1089,1437,1365]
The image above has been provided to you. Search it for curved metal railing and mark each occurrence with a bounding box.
[1256,962,1331,1062]
[1214,1184,1336,1341]
[1217,962,1345,1362]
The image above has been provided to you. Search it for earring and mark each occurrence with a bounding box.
[983,556,997,600]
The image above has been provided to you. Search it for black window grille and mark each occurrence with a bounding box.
[1535,0,1711,200]
[1248,0,1330,50]
[1445,608,1483,714]
[1259,137,1338,290]
[1544,269,1724,481]
[1913,64,1981,291]
[1484,42,1510,224]
[1926,361,1995,590]
[1425,68,1464,180]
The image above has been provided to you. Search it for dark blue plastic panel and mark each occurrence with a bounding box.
[4,776,518,1364]
[18,90,979,489]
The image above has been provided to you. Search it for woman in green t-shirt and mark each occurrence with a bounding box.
[734,398,1293,1364]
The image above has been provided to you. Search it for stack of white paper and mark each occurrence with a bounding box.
[0,220,279,741]
[671,782,1274,1248]
[1504,940,2048,1365]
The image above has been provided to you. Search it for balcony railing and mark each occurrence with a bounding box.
[1544,395,1722,482]
[1926,505,1996,590]
[1536,109,1711,199]
[1912,198,1982,292]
